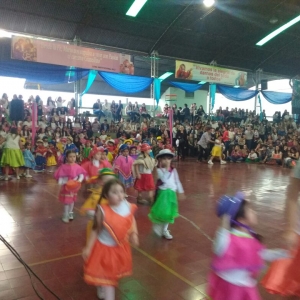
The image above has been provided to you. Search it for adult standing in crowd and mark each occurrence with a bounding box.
[0,127,24,180]
[176,125,187,160]
[197,126,215,162]
[245,126,254,150]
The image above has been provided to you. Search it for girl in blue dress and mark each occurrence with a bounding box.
[22,142,36,178]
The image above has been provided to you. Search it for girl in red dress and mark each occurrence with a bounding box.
[81,146,112,183]
[133,143,157,205]
[83,179,138,300]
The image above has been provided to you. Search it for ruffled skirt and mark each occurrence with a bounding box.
[84,240,132,287]
[58,185,77,204]
[1,148,25,167]
[149,189,178,224]
[261,236,300,297]
[118,174,134,189]
[207,272,261,300]
[134,174,155,191]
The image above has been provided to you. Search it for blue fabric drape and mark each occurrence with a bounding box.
[210,84,216,110]
[99,71,153,94]
[0,60,89,84]
[217,85,259,101]
[79,70,98,106]
[261,90,292,104]
[154,78,161,106]
[169,81,204,93]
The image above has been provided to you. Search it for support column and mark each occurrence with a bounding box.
[73,36,82,116]
[150,50,159,116]
[254,69,262,114]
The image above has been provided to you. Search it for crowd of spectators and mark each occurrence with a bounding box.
[0,93,297,181]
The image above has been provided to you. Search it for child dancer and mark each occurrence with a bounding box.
[46,141,57,173]
[114,144,134,197]
[261,161,300,297]
[54,150,86,223]
[81,146,112,183]
[129,145,138,160]
[80,168,116,242]
[208,138,226,165]
[83,179,139,300]
[207,192,289,300]
[22,142,36,178]
[81,140,92,164]
[149,149,185,240]
[133,143,156,205]
[34,139,47,172]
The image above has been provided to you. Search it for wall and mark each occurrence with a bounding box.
[160,87,208,111]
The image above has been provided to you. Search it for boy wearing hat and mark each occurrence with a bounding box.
[149,149,185,239]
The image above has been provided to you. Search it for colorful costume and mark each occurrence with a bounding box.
[23,149,36,169]
[80,187,108,241]
[114,155,134,188]
[35,146,47,171]
[46,148,57,167]
[133,153,156,191]
[84,201,137,287]
[261,161,300,296]
[149,167,183,224]
[54,163,86,204]
[81,160,112,181]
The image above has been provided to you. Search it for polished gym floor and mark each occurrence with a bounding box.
[0,161,294,299]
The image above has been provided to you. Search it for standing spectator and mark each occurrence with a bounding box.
[182,104,190,122]
[245,126,254,150]
[116,100,123,122]
[0,127,25,180]
[197,126,215,162]
[110,100,117,122]
[175,126,187,160]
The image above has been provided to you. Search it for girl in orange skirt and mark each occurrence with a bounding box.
[83,179,139,300]
[261,162,300,297]
[133,143,157,205]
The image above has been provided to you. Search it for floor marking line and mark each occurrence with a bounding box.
[179,214,214,242]
[28,253,82,267]
[132,245,209,298]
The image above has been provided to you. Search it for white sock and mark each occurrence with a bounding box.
[103,286,115,300]
[64,205,69,217]
[163,223,169,232]
[26,169,30,175]
[69,202,74,213]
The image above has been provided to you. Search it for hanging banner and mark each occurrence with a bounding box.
[175,60,247,87]
[11,36,134,74]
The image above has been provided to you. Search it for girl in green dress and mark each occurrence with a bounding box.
[149,149,185,240]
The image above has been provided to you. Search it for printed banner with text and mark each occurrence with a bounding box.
[175,60,247,87]
[11,36,134,74]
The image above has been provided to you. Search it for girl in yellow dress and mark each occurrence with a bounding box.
[80,168,116,242]
[208,138,227,165]
[46,141,57,173]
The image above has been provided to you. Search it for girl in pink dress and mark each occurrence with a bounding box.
[113,144,134,197]
[207,192,289,300]
[54,150,87,223]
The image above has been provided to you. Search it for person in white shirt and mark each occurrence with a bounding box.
[149,149,185,240]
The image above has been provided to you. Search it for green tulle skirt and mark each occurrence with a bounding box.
[1,148,25,167]
[148,189,178,224]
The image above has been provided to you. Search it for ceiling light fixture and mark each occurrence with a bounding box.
[126,0,148,17]
[233,85,240,88]
[159,72,173,81]
[256,14,300,46]
[203,0,215,8]
[198,81,207,84]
